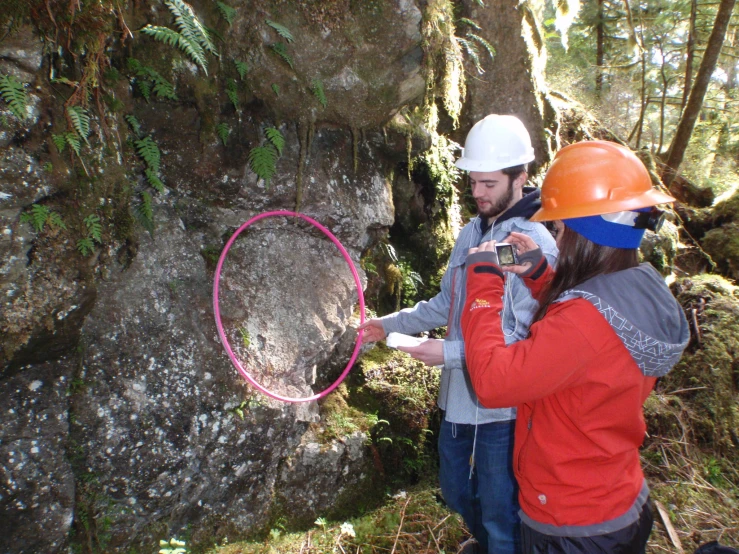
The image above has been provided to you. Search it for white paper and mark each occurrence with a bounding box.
[386,332,427,349]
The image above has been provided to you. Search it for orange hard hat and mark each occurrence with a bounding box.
[530,140,675,222]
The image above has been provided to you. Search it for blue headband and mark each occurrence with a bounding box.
[564,208,651,249]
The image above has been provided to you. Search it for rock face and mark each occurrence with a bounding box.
[0,1,549,552]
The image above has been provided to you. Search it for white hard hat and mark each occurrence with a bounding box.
[455,114,535,172]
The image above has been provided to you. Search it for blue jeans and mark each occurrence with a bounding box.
[439,418,521,554]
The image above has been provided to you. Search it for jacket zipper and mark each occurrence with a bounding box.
[517,404,533,474]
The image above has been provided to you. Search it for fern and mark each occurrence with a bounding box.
[456,38,482,74]
[48,211,67,230]
[77,237,95,256]
[216,123,230,146]
[67,105,91,143]
[271,83,280,96]
[127,58,177,101]
[134,136,161,173]
[20,204,66,232]
[0,73,27,120]
[145,168,165,193]
[83,214,103,242]
[457,18,481,30]
[165,0,217,55]
[270,43,294,69]
[226,79,239,111]
[134,191,154,233]
[266,20,294,43]
[248,145,278,186]
[216,1,236,25]
[265,127,284,155]
[310,78,327,108]
[468,33,495,61]
[234,60,248,80]
[125,114,143,137]
[65,133,82,156]
[52,134,67,153]
[141,25,209,75]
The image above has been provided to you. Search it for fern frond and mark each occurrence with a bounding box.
[226,79,239,111]
[271,83,280,96]
[21,204,51,232]
[248,145,278,185]
[135,191,154,233]
[134,136,161,173]
[83,214,102,242]
[265,127,284,156]
[52,134,67,153]
[216,2,236,26]
[270,43,294,69]
[65,133,82,156]
[48,211,67,230]
[151,77,177,101]
[77,237,95,256]
[67,105,91,142]
[234,60,248,80]
[266,20,294,43]
[310,78,327,108]
[0,73,27,120]
[125,115,143,137]
[145,168,165,193]
[136,79,152,101]
[165,0,217,55]
[51,76,78,87]
[216,123,230,146]
[141,25,209,74]
[468,33,495,61]
[456,38,482,74]
[457,18,481,30]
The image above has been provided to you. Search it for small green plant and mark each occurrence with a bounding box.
[125,114,143,137]
[216,122,230,145]
[66,105,91,145]
[134,135,165,192]
[310,78,327,108]
[215,1,236,25]
[225,78,239,111]
[127,58,178,102]
[248,126,284,187]
[266,20,294,43]
[238,326,251,347]
[135,191,154,234]
[159,537,187,554]
[0,73,27,120]
[233,60,248,80]
[20,204,66,233]
[455,18,496,75]
[77,214,103,256]
[271,83,280,96]
[269,42,294,69]
[52,132,82,156]
[141,0,217,75]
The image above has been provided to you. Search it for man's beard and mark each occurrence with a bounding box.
[477,181,514,220]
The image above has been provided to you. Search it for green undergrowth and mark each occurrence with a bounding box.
[206,483,466,554]
[641,273,739,550]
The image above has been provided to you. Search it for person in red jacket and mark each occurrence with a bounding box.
[461,140,690,553]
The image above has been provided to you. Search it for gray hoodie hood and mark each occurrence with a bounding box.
[559,263,690,377]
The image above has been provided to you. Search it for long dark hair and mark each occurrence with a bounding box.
[533,225,639,323]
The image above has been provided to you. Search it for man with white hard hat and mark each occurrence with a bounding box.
[360,115,558,554]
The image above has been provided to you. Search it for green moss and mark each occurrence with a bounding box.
[702,222,739,280]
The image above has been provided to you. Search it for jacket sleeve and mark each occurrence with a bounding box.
[461,256,597,408]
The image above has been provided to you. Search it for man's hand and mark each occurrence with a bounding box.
[357,318,386,344]
[398,339,444,367]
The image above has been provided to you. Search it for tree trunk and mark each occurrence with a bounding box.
[662,0,737,186]
[459,0,555,172]
[680,0,698,113]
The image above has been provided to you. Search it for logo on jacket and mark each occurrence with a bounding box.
[470,298,491,311]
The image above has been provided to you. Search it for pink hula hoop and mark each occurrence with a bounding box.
[213,210,366,403]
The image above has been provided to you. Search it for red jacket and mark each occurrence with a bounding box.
[462,258,657,529]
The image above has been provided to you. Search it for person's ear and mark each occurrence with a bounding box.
[514,172,527,190]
